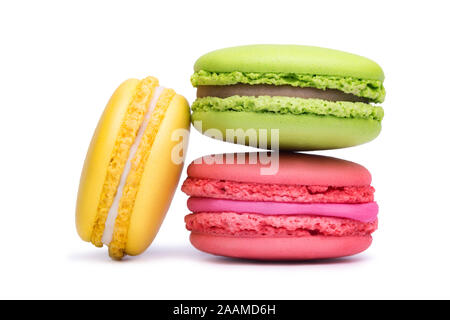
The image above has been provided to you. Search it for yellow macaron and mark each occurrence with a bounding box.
[76,76,190,260]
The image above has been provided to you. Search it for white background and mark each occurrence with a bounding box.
[1,0,449,299]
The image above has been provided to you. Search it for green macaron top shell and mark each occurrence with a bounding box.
[194,45,384,80]
[192,45,385,103]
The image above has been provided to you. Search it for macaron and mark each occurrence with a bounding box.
[76,76,190,260]
[181,152,378,260]
[190,45,385,150]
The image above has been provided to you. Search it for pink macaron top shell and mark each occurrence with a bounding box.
[182,178,374,204]
[187,152,372,187]
[187,198,378,223]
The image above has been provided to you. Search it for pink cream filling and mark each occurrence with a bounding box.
[187,197,378,223]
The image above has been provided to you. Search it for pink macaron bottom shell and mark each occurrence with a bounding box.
[182,178,374,204]
[185,212,377,237]
[187,198,378,223]
[190,233,372,260]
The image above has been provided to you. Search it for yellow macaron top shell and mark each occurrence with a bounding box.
[76,76,190,259]
[76,78,143,242]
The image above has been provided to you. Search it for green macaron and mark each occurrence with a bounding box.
[191,44,385,150]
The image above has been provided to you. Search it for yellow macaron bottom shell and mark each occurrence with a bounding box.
[90,77,159,247]
[76,77,190,259]
[125,94,190,256]
[108,88,176,259]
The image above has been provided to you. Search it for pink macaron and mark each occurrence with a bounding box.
[181,152,378,260]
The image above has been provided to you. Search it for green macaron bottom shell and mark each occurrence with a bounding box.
[192,96,384,121]
[191,111,381,150]
[191,70,385,103]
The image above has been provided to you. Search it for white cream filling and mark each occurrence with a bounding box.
[102,86,165,246]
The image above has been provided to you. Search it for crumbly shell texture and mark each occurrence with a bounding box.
[185,212,378,237]
[181,178,374,204]
[90,77,159,247]
[191,70,385,103]
[191,96,384,121]
[108,89,176,260]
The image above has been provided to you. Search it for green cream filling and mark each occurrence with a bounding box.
[191,70,385,103]
[191,96,384,121]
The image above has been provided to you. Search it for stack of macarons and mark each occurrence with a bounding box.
[76,44,384,261]
[182,44,384,260]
